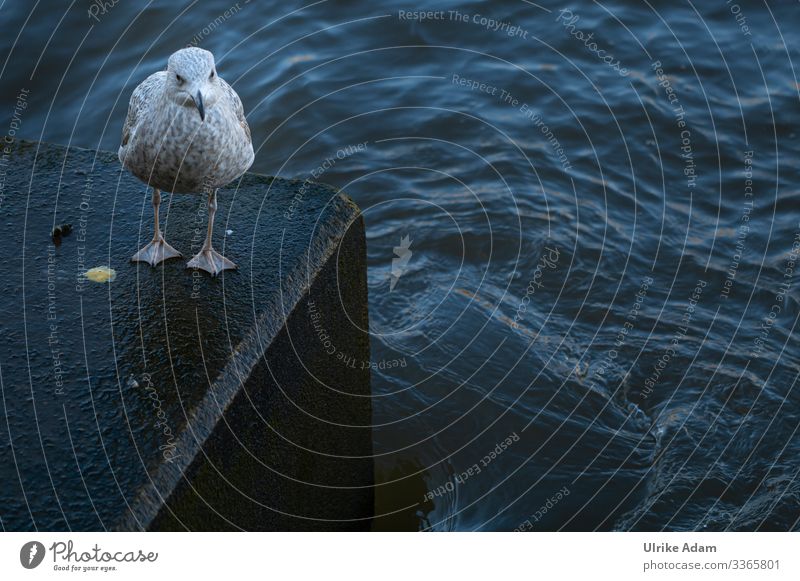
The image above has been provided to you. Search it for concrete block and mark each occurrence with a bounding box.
[0,141,372,531]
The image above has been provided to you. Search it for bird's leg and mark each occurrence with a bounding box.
[131,188,182,266]
[187,189,237,276]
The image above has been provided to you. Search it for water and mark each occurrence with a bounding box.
[1,0,799,531]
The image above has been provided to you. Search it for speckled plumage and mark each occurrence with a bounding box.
[119,48,254,275]
[119,48,254,193]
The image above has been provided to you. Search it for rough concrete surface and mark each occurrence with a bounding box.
[0,140,372,531]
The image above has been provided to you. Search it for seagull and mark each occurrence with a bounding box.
[119,47,254,276]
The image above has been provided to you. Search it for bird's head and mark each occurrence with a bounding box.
[166,47,221,121]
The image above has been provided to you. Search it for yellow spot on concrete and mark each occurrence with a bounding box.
[85,266,117,283]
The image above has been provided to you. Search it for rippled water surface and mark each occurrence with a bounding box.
[2,0,800,531]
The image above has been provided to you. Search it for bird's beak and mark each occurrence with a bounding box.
[193,90,205,121]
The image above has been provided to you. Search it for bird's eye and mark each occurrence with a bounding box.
[176,74,185,84]
[209,70,215,80]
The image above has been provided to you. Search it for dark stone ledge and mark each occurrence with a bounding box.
[0,140,372,531]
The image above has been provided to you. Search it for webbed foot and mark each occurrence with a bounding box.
[131,237,182,266]
[186,248,237,277]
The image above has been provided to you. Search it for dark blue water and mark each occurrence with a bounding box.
[1,0,799,531]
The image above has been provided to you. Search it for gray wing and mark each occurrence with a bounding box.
[219,77,252,144]
[119,71,166,164]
